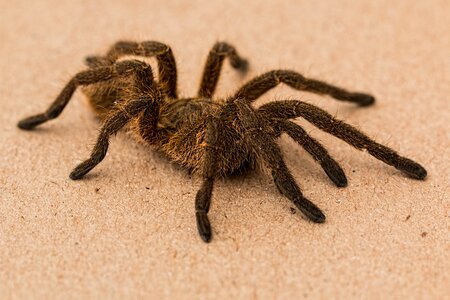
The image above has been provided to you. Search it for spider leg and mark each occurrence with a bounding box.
[17,60,154,130]
[231,70,375,106]
[69,98,150,180]
[85,41,177,98]
[195,120,220,242]
[258,100,427,180]
[235,100,325,223]
[271,119,347,187]
[198,42,248,98]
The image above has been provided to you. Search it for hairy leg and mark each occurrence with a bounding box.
[85,40,178,98]
[195,120,220,242]
[235,100,325,222]
[17,60,154,130]
[258,100,427,180]
[232,70,374,106]
[198,42,248,98]
[70,98,150,180]
[272,119,347,187]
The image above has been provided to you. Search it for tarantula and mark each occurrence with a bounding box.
[18,41,427,242]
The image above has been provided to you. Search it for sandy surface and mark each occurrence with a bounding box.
[1,0,449,299]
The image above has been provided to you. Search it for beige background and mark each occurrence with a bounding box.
[1,0,449,299]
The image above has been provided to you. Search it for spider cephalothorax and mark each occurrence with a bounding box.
[18,41,427,242]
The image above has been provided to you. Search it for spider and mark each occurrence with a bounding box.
[18,41,427,242]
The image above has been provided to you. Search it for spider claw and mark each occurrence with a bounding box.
[196,212,212,242]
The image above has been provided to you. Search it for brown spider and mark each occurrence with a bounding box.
[18,41,427,242]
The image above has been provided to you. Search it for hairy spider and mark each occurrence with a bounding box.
[18,41,427,242]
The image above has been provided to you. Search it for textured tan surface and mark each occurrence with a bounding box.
[1,0,449,299]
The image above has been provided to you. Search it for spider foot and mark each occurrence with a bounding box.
[69,161,95,180]
[18,114,48,130]
[349,93,376,106]
[231,57,249,74]
[321,161,348,187]
[294,197,326,223]
[397,157,427,180]
[196,212,212,242]
[272,170,326,223]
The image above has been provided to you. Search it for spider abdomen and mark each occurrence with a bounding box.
[81,78,132,119]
